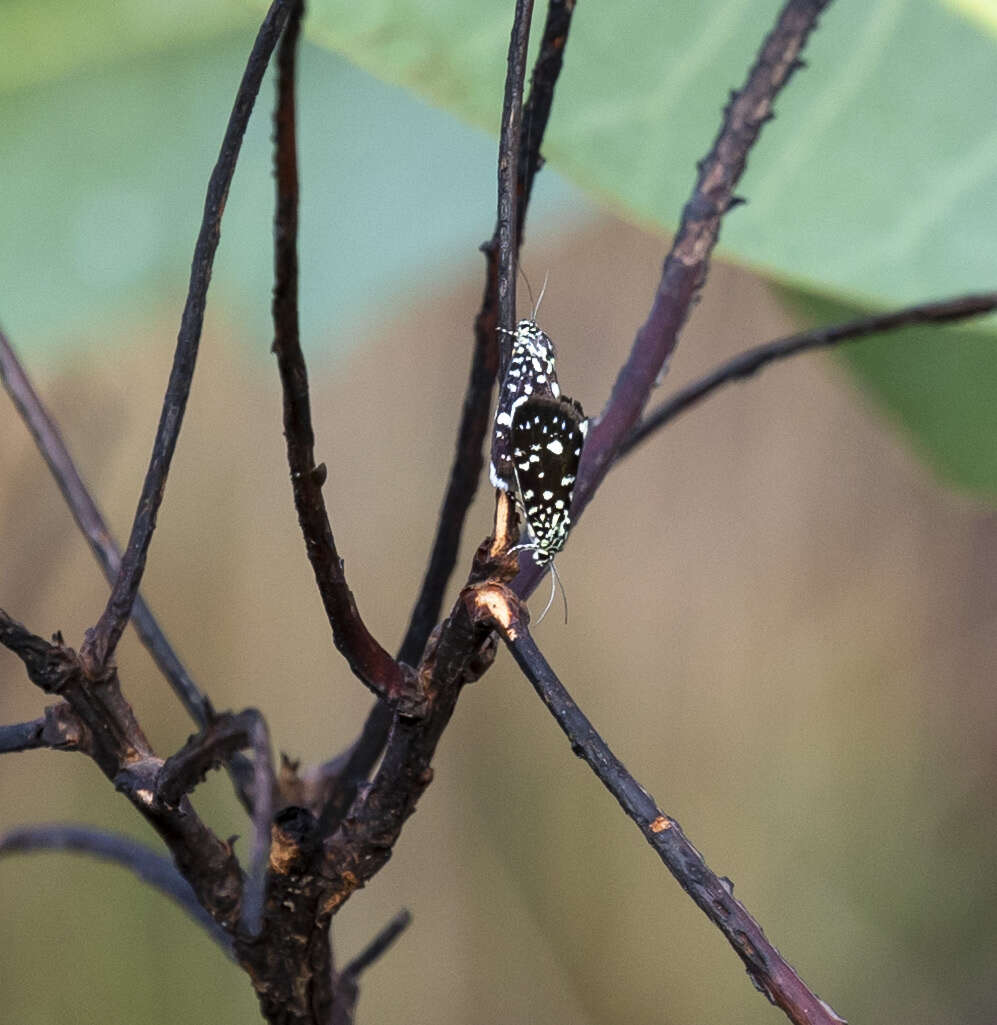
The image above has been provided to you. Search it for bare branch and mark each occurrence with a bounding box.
[269,0,415,711]
[470,583,846,1025]
[621,291,997,456]
[80,0,294,676]
[0,718,47,753]
[575,0,833,517]
[154,706,273,933]
[0,824,233,958]
[496,0,534,342]
[242,713,276,936]
[517,0,575,229]
[0,328,254,808]
[0,704,88,755]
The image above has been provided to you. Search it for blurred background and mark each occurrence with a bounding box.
[2,3,997,1024]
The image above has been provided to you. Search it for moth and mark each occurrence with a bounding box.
[489,315,561,493]
[509,393,587,566]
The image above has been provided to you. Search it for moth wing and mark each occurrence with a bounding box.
[510,395,587,559]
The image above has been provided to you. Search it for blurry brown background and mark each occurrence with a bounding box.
[3,210,996,1023]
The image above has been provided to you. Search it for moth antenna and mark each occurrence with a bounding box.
[533,270,549,323]
[519,266,536,323]
[534,564,558,626]
[550,557,568,624]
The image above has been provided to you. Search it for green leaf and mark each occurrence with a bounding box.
[0,0,253,95]
[782,288,997,492]
[297,0,997,492]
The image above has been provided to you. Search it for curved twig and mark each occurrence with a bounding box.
[0,824,234,957]
[270,0,413,710]
[80,0,294,676]
[471,583,846,1025]
[621,291,997,457]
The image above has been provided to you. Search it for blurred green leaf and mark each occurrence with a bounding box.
[295,0,997,492]
[1,32,582,359]
[783,288,997,492]
[0,0,251,94]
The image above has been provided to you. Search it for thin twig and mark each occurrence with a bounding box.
[0,703,88,755]
[270,0,413,710]
[489,0,535,562]
[0,718,47,753]
[472,583,845,1025]
[397,0,576,671]
[241,713,276,936]
[621,291,997,456]
[0,328,254,808]
[497,0,534,346]
[578,0,830,508]
[517,0,574,229]
[80,0,293,676]
[0,823,234,958]
[343,909,412,980]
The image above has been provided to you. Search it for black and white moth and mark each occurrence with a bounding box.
[510,393,588,565]
[489,318,560,493]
